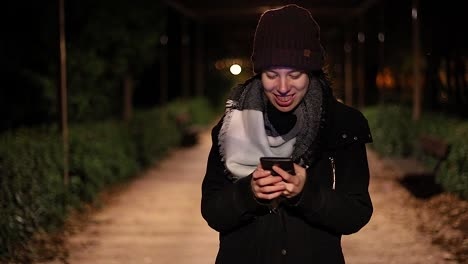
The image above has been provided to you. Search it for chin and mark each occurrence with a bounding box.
[276,104,296,113]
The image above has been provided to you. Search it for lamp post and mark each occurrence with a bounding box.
[59,0,69,186]
[412,0,422,120]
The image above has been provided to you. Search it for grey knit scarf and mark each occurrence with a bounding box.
[219,77,323,180]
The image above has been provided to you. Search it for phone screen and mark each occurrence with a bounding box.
[260,157,295,176]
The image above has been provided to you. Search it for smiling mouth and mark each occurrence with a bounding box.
[274,94,295,106]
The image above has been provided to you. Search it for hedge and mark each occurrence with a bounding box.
[0,97,216,262]
[363,104,468,199]
[0,127,65,261]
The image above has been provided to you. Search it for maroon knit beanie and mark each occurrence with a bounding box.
[251,4,325,73]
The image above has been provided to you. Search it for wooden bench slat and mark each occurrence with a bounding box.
[419,135,450,159]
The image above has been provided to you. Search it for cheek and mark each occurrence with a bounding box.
[263,86,275,93]
[295,79,309,91]
[261,77,276,92]
[297,84,308,91]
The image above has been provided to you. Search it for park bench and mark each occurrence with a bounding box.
[398,134,451,198]
[175,113,201,147]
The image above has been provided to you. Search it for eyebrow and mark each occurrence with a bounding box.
[266,69,301,73]
[265,70,303,76]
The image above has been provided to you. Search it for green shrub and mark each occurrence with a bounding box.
[0,127,66,260]
[364,104,415,157]
[416,114,468,199]
[0,97,218,261]
[186,97,221,125]
[130,108,181,167]
[69,121,139,203]
[363,104,468,199]
[166,96,219,126]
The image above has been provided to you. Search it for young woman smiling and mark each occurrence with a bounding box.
[201,4,373,264]
[262,68,310,112]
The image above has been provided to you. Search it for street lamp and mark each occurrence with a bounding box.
[230,63,242,75]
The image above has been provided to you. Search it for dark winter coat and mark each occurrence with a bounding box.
[201,98,373,264]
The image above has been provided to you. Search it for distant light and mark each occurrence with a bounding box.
[230,64,242,75]
[160,35,168,45]
[412,8,418,20]
[357,32,365,43]
[215,61,223,70]
[378,32,385,43]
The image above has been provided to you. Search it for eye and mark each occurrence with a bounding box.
[265,72,277,79]
[289,72,302,79]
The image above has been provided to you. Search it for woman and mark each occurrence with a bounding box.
[201,4,373,264]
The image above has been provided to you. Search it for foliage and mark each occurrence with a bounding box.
[68,121,139,203]
[414,113,468,199]
[364,105,415,157]
[204,63,237,112]
[166,96,221,126]
[0,128,65,262]
[0,98,217,262]
[363,104,468,199]
[66,0,164,122]
[2,1,166,130]
[130,108,181,167]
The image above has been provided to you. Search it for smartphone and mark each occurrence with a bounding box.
[260,157,295,176]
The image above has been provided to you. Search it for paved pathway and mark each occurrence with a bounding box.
[342,150,455,264]
[57,131,218,264]
[50,129,457,264]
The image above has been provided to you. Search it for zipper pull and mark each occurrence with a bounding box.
[329,157,336,190]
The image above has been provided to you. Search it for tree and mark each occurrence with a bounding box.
[1,0,166,132]
[65,0,165,121]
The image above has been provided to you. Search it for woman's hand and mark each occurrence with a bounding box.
[272,163,306,198]
[251,164,286,200]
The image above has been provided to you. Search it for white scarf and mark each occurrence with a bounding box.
[218,77,323,180]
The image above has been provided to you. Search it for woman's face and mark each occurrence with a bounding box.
[261,67,309,112]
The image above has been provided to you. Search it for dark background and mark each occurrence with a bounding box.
[1,0,466,132]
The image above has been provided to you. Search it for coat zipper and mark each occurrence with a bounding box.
[329,156,336,190]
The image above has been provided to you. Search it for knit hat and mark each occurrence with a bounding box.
[251,4,325,73]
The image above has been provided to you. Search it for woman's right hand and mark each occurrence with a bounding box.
[251,164,286,200]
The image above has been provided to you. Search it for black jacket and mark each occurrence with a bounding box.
[201,99,373,264]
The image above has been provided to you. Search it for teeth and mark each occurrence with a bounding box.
[277,95,292,102]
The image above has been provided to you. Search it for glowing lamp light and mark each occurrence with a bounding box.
[230,64,242,75]
[412,8,418,20]
[378,32,385,43]
[357,32,365,43]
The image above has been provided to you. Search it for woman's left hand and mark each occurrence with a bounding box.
[272,163,306,198]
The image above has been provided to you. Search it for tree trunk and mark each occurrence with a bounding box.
[59,0,69,185]
[357,21,366,108]
[412,0,422,120]
[344,34,353,107]
[123,74,133,122]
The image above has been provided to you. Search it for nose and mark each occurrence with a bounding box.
[278,77,290,95]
